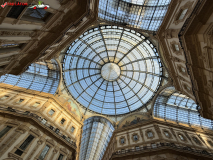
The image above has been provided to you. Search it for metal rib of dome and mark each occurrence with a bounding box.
[62,25,162,115]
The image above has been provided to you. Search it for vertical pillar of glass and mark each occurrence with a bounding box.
[79,116,114,160]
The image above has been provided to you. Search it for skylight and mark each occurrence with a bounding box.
[0,60,60,94]
[62,25,162,115]
[154,87,213,130]
[98,0,171,31]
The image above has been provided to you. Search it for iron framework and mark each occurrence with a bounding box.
[98,0,171,31]
[79,116,114,160]
[62,25,162,116]
[0,60,60,94]
[153,87,213,130]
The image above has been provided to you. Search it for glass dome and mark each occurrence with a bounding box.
[62,25,162,115]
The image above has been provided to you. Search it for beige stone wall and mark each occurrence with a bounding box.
[159,0,199,101]
[102,119,213,160]
[0,117,74,160]
[0,87,83,145]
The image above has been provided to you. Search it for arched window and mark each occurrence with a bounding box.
[0,60,60,94]
[153,87,213,130]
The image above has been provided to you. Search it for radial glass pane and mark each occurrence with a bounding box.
[62,25,162,115]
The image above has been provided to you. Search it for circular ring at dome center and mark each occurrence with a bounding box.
[101,63,120,81]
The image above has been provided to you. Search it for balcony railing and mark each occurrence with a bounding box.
[0,106,77,149]
[112,142,213,158]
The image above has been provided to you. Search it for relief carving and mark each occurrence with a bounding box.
[170,41,182,55]
[162,29,179,39]
[0,30,33,37]
[153,155,166,160]
[202,46,213,69]
[173,1,194,25]
[30,128,41,137]
[46,139,56,147]
[205,74,213,95]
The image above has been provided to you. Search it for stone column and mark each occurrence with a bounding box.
[49,146,59,160]
[26,138,45,159]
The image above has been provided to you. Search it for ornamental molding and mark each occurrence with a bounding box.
[177,64,188,77]
[28,100,43,109]
[162,29,179,39]
[60,147,68,154]
[162,129,172,139]
[173,1,194,25]
[177,132,188,142]
[170,41,182,56]
[145,129,155,140]
[15,125,29,134]
[46,108,56,118]
[6,120,20,127]
[191,136,203,146]
[131,132,140,143]
[46,139,56,147]
[53,147,59,154]
[119,136,126,146]
[202,46,213,69]
[0,30,34,37]
[30,128,41,137]
[8,152,22,160]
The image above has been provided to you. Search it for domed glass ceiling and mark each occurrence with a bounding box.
[62,25,162,115]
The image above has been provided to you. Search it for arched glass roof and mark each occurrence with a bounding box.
[62,25,162,115]
[0,60,60,94]
[154,87,213,130]
[98,0,171,31]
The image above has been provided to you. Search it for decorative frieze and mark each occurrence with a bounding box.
[0,30,34,37]
[162,29,179,39]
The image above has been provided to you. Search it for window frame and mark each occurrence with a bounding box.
[38,145,51,160]
[0,95,10,100]
[178,133,186,141]
[0,125,12,139]
[145,129,155,139]
[14,134,35,156]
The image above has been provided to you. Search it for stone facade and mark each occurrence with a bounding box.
[102,114,213,160]
[0,86,83,160]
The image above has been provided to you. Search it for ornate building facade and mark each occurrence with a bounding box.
[0,0,213,160]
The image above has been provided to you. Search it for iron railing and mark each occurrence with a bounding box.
[112,142,213,158]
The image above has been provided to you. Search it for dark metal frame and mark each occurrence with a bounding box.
[62,25,163,116]
[153,87,213,130]
[98,0,171,31]
[0,60,60,94]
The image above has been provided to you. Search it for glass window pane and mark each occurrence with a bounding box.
[0,126,12,138]
[38,145,50,160]
[19,135,34,151]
